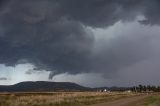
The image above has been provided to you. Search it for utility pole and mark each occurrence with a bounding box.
[134,86,137,93]
[133,82,137,93]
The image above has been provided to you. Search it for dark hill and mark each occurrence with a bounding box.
[0,81,90,92]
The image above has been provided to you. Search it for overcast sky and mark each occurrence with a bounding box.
[0,0,160,87]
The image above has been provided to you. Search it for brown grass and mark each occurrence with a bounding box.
[0,92,138,106]
[137,94,160,106]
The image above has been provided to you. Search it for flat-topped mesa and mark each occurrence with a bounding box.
[0,81,90,92]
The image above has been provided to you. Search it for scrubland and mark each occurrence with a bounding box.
[138,94,160,106]
[0,92,137,106]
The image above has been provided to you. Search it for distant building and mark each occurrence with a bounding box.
[125,90,132,93]
[103,89,107,92]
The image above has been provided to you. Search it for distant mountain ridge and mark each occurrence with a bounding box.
[0,81,90,92]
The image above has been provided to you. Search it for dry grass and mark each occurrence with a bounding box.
[0,92,138,106]
[138,94,160,106]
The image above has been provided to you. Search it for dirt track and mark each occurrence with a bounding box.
[89,94,149,106]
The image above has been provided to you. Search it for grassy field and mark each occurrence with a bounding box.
[138,94,160,106]
[0,92,138,106]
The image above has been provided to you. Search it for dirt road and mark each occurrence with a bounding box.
[89,94,149,106]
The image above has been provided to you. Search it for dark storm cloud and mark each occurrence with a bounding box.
[0,0,94,74]
[0,0,160,78]
[58,0,143,27]
[139,0,160,25]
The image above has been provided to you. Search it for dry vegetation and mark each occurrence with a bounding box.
[138,94,160,106]
[0,92,138,106]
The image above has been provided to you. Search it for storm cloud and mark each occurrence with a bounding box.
[0,0,160,80]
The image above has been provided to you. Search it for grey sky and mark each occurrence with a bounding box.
[0,0,160,87]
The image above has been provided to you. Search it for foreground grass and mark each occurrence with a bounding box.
[0,92,137,106]
[138,94,160,106]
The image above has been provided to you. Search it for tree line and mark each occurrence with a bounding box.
[130,85,160,92]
